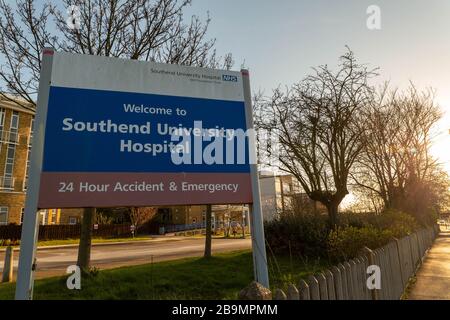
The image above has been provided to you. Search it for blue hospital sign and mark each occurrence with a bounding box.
[37,51,253,208]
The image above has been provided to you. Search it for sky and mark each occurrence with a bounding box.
[1,0,449,177]
[187,0,450,175]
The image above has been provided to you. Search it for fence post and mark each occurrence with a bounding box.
[338,263,348,300]
[316,272,328,300]
[331,266,343,300]
[298,279,310,300]
[274,289,287,300]
[307,275,320,300]
[353,258,363,300]
[409,234,419,270]
[414,232,422,266]
[363,247,378,300]
[287,284,299,300]
[392,238,405,297]
[360,256,370,300]
[350,260,361,300]
[344,262,354,300]
[324,269,336,300]
[2,246,14,283]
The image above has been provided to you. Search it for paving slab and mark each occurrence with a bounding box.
[408,231,450,300]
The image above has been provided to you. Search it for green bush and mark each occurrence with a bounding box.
[264,208,419,263]
[369,209,418,237]
[328,209,418,262]
[339,209,418,235]
[327,226,393,262]
[0,239,20,246]
[264,213,329,259]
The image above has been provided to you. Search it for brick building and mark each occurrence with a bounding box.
[0,97,35,225]
[154,204,249,231]
[0,96,76,225]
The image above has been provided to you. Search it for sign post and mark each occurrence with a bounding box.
[241,70,269,288]
[15,48,54,300]
[15,49,269,299]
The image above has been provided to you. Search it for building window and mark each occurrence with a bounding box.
[20,207,24,224]
[69,216,77,225]
[2,143,16,189]
[9,111,19,144]
[38,209,46,225]
[0,108,5,138]
[0,207,8,225]
[29,116,34,144]
[1,111,19,190]
[24,116,34,190]
[51,209,57,224]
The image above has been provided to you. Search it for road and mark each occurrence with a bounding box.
[0,237,251,279]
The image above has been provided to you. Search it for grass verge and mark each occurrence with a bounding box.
[0,236,153,249]
[0,250,327,300]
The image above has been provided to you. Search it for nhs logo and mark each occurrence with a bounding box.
[222,74,238,82]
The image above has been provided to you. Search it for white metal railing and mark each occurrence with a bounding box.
[0,176,15,190]
[0,129,19,144]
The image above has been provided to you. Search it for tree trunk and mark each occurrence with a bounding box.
[327,204,339,229]
[77,207,96,272]
[204,204,212,258]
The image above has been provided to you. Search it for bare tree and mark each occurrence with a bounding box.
[352,83,449,223]
[0,0,233,110]
[129,207,157,235]
[255,49,376,227]
[0,0,58,109]
[0,0,232,269]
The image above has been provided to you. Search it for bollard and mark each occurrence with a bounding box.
[2,246,14,283]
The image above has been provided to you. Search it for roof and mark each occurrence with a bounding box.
[0,94,35,115]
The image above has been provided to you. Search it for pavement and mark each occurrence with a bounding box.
[408,230,450,300]
[0,237,251,280]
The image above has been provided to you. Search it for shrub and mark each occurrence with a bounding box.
[339,209,418,234]
[377,209,418,236]
[264,213,329,259]
[264,208,420,264]
[327,226,393,262]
